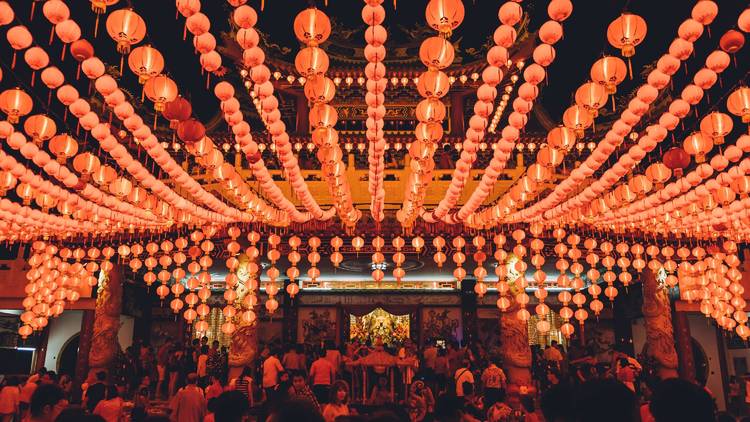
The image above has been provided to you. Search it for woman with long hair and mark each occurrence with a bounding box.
[322,380,350,422]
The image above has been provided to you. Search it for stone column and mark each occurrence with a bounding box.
[641,269,679,379]
[673,310,696,382]
[499,282,532,392]
[87,265,123,380]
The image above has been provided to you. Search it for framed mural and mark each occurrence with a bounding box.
[420,307,461,345]
[297,307,338,344]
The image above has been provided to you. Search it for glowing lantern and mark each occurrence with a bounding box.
[663,147,690,177]
[6,26,33,69]
[48,134,78,163]
[727,86,750,125]
[575,82,608,118]
[590,56,627,95]
[425,0,465,36]
[607,13,647,77]
[23,114,57,146]
[683,132,712,163]
[0,88,33,124]
[128,45,164,84]
[106,8,146,70]
[144,75,178,115]
[700,112,733,145]
[73,152,101,181]
[293,8,331,46]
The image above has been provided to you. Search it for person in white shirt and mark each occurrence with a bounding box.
[453,360,474,397]
[262,349,284,399]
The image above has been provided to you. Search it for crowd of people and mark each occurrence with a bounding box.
[0,336,744,421]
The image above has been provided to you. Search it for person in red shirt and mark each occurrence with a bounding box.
[309,352,335,405]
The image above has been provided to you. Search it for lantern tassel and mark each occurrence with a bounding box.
[183,23,187,40]
[61,45,67,61]
[627,57,632,80]
[119,55,125,76]
[11,51,16,69]
[49,26,55,45]
[30,2,37,20]
[31,71,35,87]
[611,95,615,112]
[94,14,100,38]
[154,113,158,130]
[261,0,265,11]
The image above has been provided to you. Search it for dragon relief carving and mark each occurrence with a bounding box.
[499,280,532,389]
[89,271,122,371]
[641,269,679,379]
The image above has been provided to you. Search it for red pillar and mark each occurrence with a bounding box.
[73,309,95,402]
[450,91,465,136]
[296,94,309,134]
[673,310,696,382]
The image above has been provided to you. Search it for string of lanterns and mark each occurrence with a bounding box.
[397,0,464,229]
[362,0,388,222]
[455,0,572,224]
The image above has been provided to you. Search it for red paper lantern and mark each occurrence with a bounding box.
[663,147,690,177]
[177,119,206,144]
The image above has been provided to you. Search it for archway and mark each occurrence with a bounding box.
[57,334,79,377]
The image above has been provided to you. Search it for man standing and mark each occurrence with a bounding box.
[170,373,206,422]
[309,352,335,404]
[453,360,474,398]
[262,349,284,400]
[481,358,507,407]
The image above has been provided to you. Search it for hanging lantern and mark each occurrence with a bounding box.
[575,82,608,119]
[425,0,465,36]
[590,56,627,95]
[727,86,750,125]
[662,147,691,177]
[0,88,33,124]
[607,13,647,77]
[293,8,332,46]
[23,114,57,146]
[144,74,178,113]
[683,132,713,163]
[700,111,733,145]
[106,9,146,72]
[128,44,164,84]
